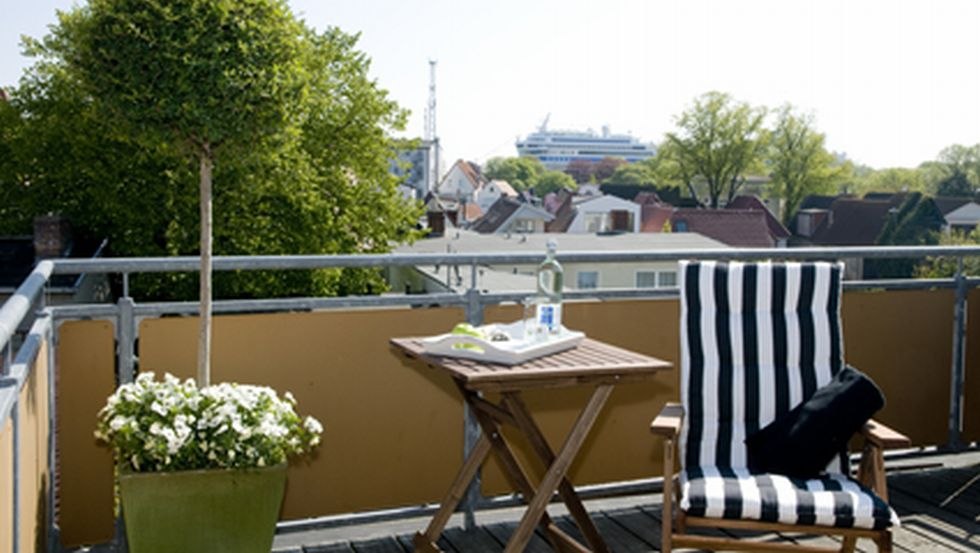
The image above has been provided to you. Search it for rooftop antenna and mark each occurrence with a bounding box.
[539,113,551,133]
[424,60,439,191]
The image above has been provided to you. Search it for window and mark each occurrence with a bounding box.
[636,271,657,288]
[637,270,678,289]
[577,271,599,289]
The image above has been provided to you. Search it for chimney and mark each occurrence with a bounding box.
[425,196,446,237]
[34,214,72,260]
[795,209,828,238]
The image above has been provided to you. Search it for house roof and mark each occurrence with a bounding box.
[469,197,553,234]
[488,180,518,197]
[545,189,576,232]
[399,229,727,255]
[669,209,776,248]
[810,199,894,246]
[461,202,483,222]
[727,195,791,239]
[933,196,975,215]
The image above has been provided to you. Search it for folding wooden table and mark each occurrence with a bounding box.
[390,336,672,553]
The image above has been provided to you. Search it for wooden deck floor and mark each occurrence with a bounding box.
[273,451,980,553]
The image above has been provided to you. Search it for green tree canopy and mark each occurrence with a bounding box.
[865,192,944,278]
[484,156,545,191]
[603,163,658,186]
[1,4,422,300]
[662,91,765,208]
[534,170,577,196]
[765,105,849,224]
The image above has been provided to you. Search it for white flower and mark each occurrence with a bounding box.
[96,372,321,472]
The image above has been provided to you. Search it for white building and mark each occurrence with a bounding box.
[390,230,726,294]
[566,194,641,233]
[437,159,485,202]
[475,180,519,213]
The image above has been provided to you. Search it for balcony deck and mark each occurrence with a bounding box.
[272,450,980,553]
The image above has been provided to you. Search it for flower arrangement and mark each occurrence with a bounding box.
[96,372,323,472]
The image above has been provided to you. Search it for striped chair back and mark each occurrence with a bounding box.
[679,260,845,471]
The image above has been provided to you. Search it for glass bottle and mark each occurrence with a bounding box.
[535,240,564,336]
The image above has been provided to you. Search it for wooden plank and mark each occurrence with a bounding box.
[601,506,663,549]
[650,402,683,436]
[303,543,355,553]
[349,536,406,553]
[441,526,501,552]
[397,533,458,552]
[887,486,980,551]
[484,521,553,553]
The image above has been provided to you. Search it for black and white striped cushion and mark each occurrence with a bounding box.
[680,261,845,471]
[680,467,898,530]
[677,261,898,529]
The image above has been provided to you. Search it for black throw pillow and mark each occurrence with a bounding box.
[745,366,885,479]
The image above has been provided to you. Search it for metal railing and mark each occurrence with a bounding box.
[1,244,979,552]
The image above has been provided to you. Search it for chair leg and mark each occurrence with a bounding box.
[661,438,675,553]
[875,531,892,553]
[841,536,857,553]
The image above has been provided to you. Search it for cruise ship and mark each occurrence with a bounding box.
[515,117,656,170]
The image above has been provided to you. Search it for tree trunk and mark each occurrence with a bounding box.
[198,146,213,387]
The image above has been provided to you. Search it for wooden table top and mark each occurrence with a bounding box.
[390,337,672,392]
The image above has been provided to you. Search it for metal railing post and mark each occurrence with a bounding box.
[461,284,485,531]
[947,258,968,450]
[117,297,136,385]
[11,406,20,553]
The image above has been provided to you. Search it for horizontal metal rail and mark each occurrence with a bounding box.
[0,260,53,357]
[46,245,980,275]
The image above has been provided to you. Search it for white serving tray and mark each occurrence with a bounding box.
[420,320,585,365]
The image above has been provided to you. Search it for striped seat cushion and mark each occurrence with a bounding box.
[681,467,899,530]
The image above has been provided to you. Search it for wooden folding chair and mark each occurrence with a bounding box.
[652,260,910,552]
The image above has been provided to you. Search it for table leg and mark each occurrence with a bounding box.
[502,392,611,553]
[461,387,567,551]
[504,385,615,553]
[414,433,492,552]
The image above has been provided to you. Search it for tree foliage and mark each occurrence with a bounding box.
[864,192,944,278]
[484,156,545,191]
[916,228,980,278]
[534,170,577,196]
[765,106,849,224]
[0,2,422,301]
[662,91,765,208]
[603,163,658,186]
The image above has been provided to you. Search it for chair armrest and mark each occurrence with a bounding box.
[651,402,684,438]
[860,419,910,449]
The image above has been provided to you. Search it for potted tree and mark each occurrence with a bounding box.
[95,372,322,553]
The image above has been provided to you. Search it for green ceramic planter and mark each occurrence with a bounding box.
[119,464,287,553]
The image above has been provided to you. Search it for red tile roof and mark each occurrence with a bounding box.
[670,209,776,248]
[727,195,790,239]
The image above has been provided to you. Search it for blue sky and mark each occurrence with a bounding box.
[3,0,980,170]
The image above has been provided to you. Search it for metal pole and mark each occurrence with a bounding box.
[11,405,20,553]
[947,258,968,450]
[461,286,485,531]
[117,297,136,385]
[43,311,61,553]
